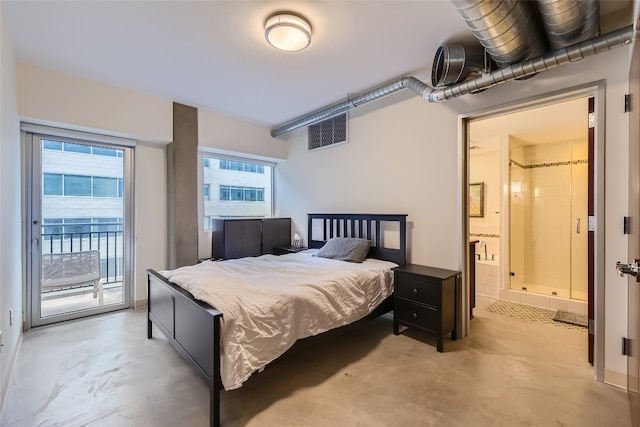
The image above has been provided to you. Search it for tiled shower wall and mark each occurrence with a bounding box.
[510,140,588,301]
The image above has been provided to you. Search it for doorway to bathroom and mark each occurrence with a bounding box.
[465,89,600,367]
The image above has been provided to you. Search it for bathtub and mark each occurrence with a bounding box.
[474,259,500,298]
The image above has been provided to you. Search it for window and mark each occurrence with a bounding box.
[43,140,62,151]
[219,159,265,174]
[64,175,91,196]
[218,185,264,201]
[202,154,273,231]
[92,146,118,157]
[63,142,92,154]
[42,140,123,157]
[42,219,63,236]
[63,218,92,234]
[43,173,63,195]
[42,174,124,197]
[93,177,119,197]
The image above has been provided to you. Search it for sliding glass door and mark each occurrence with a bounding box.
[26,130,133,327]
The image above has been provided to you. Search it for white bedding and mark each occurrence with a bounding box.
[160,250,396,390]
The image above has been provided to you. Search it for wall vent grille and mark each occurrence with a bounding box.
[308,113,347,151]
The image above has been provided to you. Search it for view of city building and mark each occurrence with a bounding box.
[202,156,273,230]
[41,140,124,284]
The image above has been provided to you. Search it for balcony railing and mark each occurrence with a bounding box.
[42,222,123,285]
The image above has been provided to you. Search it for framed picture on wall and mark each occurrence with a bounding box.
[469,182,484,218]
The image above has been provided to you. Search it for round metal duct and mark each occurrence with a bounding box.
[449,0,547,67]
[537,0,600,49]
[431,44,486,87]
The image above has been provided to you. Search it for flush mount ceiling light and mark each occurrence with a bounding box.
[264,12,312,52]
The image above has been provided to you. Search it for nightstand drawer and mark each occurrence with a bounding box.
[395,299,438,332]
[396,274,440,306]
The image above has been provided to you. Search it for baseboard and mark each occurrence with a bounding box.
[604,369,626,389]
[134,299,147,309]
[0,332,23,420]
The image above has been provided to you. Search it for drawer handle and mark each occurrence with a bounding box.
[412,288,419,294]
[412,312,418,318]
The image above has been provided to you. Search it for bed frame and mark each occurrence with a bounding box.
[147,213,407,427]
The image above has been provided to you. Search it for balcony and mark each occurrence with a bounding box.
[40,224,124,318]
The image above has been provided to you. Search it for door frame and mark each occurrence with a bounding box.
[458,81,606,381]
[23,124,136,328]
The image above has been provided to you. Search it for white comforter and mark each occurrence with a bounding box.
[160,251,396,390]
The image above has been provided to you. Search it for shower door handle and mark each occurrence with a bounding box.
[576,218,581,234]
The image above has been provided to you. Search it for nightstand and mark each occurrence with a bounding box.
[273,246,308,255]
[393,264,460,352]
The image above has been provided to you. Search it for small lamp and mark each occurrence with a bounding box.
[264,12,312,52]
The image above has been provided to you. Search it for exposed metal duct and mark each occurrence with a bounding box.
[431,44,487,87]
[270,25,634,137]
[537,0,600,49]
[432,24,632,100]
[449,0,547,67]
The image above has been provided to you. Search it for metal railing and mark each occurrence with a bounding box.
[41,222,123,284]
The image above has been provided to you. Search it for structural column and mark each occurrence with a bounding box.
[169,102,199,268]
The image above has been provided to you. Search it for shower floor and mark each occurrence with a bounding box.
[510,283,587,302]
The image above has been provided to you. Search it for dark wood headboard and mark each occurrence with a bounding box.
[307,213,407,266]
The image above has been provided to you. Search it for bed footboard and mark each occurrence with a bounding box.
[147,269,223,427]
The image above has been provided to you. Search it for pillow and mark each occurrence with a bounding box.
[314,237,371,263]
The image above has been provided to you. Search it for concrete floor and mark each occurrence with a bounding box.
[0,296,631,427]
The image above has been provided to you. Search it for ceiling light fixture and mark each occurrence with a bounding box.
[264,12,312,52]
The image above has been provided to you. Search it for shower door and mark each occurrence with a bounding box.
[508,139,588,300]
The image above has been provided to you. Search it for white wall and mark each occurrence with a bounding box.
[16,64,173,308]
[198,108,287,161]
[469,149,501,259]
[17,64,172,144]
[276,94,461,271]
[133,142,167,307]
[275,45,631,386]
[0,6,23,409]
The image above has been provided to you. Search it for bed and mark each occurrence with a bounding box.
[147,213,407,427]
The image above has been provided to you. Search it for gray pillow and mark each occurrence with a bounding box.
[314,237,371,263]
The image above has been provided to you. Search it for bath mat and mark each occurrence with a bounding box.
[553,310,588,328]
[485,300,587,331]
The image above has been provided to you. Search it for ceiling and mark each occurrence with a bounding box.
[470,97,589,152]
[3,1,633,129]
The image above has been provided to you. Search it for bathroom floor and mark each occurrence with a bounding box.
[485,298,588,331]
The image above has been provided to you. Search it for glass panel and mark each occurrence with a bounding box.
[43,173,63,195]
[63,142,91,154]
[92,146,118,157]
[509,141,572,298]
[64,175,91,196]
[43,140,62,151]
[230,186,243,201]
[93,177,118,197]
[40,140,126,319]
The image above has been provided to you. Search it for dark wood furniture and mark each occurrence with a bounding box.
[273,245,308,255]
[147,213,407,427]
[469,240,478,319]
[393,264,460,352]
[210,218,291,259]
